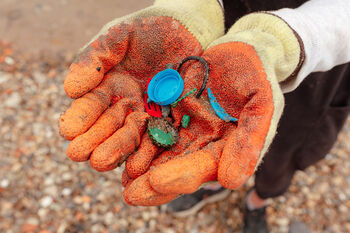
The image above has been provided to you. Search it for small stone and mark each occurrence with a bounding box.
[44,185,58,196]
[27,217,39,225]
[61,188,72,196]
[40,196,53,208]
[62,172,72,181]
[81,195,91,203]
[44,177,54,186]
[91,224,104,233]
[339,205,348,213]
[117,219,128,228]
[57,222,67,233]
[332,176,343,186]
[142,212,150,221]
[4,56,15,65]
[73,196,83,205]
[38,208,48,219]
[4,92,21,107]
[83,202,90,210]
[0,179,10,188]
[164,228,176,233]
[276,218,289,226]
[104,212,114,225]
[149,219,156,229]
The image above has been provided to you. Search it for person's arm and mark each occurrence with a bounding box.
[273,0,350,92]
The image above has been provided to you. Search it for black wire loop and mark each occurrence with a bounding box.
[177,56,209,98]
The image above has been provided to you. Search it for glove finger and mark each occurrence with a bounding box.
[149,140,226,194]
[59,78,113,140]
[64,23,131,98]
[218,90,275,189]
[59,71,144,140]
[66,98,141,162]
[90,112,149,172]
[121,170,133,187]
[123,172,178,206]
[125,133,162,179]
[149,129,219,168]
[124,123,212,181]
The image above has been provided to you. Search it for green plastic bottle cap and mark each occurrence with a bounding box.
[147,117,178,148]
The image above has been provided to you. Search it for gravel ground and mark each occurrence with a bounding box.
[1,1,350,232]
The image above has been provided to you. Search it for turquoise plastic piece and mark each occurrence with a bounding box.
[207,87,238,122]
[147,69,184,106]
[181,115,190,128]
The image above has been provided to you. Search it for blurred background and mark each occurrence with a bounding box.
[0,0,349,232]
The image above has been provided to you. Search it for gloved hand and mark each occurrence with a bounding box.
[58,0,224,171]
[123,13,304,205]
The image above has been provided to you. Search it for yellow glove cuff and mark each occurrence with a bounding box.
[84,0,224,51]
[209,12,303,83]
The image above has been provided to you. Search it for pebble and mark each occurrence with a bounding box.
[4,92,21,107]
[26,217,39,225]
[61,188,72,196]
[62,172,72,181]
[104,212,114,225]
[44,186,58,196]
[40,196,53,208]
[4,56,15,65]
[38,208,48,219]
[0,179,10,188]
[276,218,289,226]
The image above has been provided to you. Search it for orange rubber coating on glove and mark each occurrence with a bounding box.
[60,70,145,141]
[64,25,130,98]
[124,140,226,205]
[89,112,149,171]
[125,134,162,179]
[59,86,113,141]
[66,98,141,162]
[123,42,274,204]
[123,172,178,206]
[218,89,274,189]
[203,42,274,189]
[149,140,226,194]
[63,17,203,99]
[122,170,133,187]
[61,16,204,173]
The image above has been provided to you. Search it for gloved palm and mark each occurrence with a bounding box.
[59,0,224,171]
[123,13,303,205]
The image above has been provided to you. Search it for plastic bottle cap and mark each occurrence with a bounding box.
[147,69,184,106]
[147,117,178,148]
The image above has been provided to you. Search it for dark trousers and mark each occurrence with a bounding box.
[254,63,350,199]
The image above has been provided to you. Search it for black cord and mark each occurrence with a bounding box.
[177,56,209,98]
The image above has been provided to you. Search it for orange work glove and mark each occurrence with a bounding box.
[122,13,304,205]
[58,0,224,171]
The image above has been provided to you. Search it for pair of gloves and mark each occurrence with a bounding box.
[59,0,303,205]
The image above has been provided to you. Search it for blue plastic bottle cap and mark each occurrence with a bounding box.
[147,69,184,106]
